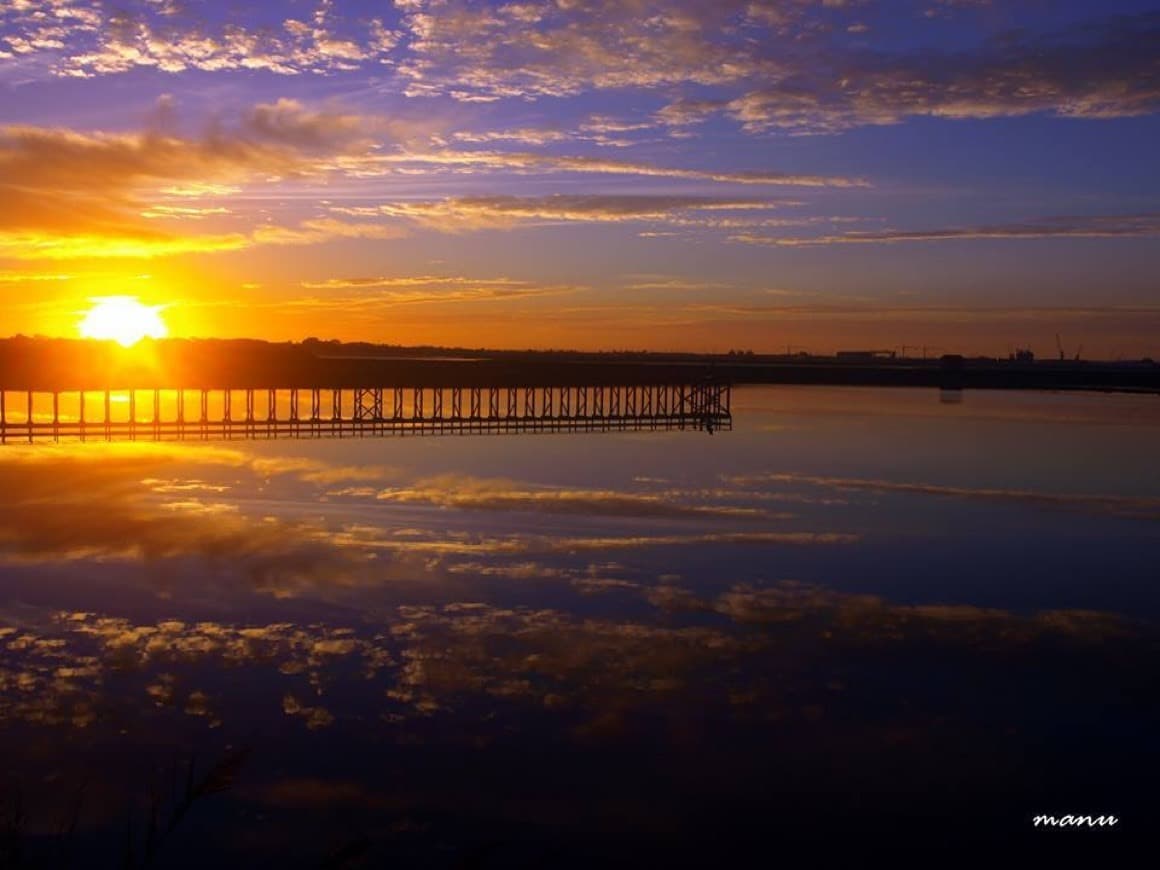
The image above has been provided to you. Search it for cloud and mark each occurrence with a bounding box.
[0,611,401,729]
[349,529,859,558]
[654,98,727,129]
[445,560,571,581]
[3,2,1156,144]
[643,302,1160,329]
[249,218,407,248]
[370,474,776,520]
[0,100,367,196]
[0,220,406,261]
[351,195,798,232]
[366,149,867,187]
[0,271,72,284]
[0,483,360,584]
[0,101,399,259]
[449,116,656,148]
[0,0,400,78]
[0,102,857,260]
[0,447,846,601]
[299,275,537,291]
[665,12,1160,134]
[291,275,572,309]
[0,229,251,260]
[0,444,404,589]
[395,0,772,100]
[730,213,1160,246]
[651,580,1136,644]
[450,127,572,147]
[726,472,1160,522]
[140,205,233,220]
[237,98,378,151]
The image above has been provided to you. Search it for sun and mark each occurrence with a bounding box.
[79,296,169,347]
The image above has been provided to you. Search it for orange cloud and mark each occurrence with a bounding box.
[0,101,394,259]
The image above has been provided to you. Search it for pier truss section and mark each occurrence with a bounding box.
[0,382,732,443]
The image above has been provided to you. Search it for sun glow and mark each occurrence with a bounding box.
[79,296,169,346]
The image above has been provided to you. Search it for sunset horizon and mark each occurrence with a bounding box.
[2,1,1157,862]
[3,1,1159,358]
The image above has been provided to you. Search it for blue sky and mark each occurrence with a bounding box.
[1,0,1158,355]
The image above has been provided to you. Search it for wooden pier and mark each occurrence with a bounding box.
[0,382,732,443]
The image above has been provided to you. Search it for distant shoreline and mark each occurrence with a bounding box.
[0,337,1157,394]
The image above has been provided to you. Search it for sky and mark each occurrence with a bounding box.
[1,0,1158,356]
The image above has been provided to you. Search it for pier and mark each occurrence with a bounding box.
[0,382,732,443]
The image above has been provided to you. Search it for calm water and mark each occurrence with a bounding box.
[1,386,1157,864]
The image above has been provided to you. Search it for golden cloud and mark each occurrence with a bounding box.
[0,101,395,259]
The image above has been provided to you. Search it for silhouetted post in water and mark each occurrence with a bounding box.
[26,390,32,443]
[939,354,965,392]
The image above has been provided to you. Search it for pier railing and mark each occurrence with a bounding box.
[0,382,731,443]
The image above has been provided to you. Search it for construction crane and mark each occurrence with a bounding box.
[1074,345,1083,362]
[1055,333,1065,361]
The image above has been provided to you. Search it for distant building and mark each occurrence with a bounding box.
[1010,348,1035,362]
[836,349,897,361]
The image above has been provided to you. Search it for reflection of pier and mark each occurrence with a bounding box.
[0,382,731,443]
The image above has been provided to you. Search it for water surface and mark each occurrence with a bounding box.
[1,386,1156,864]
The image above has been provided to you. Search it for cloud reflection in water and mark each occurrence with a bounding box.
[0,394,1157,861]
